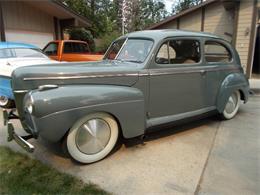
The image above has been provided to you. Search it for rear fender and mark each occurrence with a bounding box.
[216,73,249,113]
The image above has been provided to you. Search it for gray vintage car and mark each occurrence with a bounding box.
[3,30,249,163]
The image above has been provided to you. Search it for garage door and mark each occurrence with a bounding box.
[5,30,54,49]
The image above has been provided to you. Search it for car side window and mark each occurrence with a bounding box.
[63,42,73,53]
[156,43,169,64]
[156,39,200,65]
[205,41,232,63]
[43,43,58,56]
[78,43,90,53]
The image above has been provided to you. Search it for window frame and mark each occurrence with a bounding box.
[154,37,202,68]
[203,38,234,65]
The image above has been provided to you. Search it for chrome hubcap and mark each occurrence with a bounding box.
[225,93,238,114]
[75,118,111,155]
[0,96,8,106]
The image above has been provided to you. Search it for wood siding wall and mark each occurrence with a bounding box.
[150,1,258,77]
[154,3,234,42]
[204,2,234,42]
[156,20,177,29]
[1,1,54,34]
[179,9,202,31]
[235,0,255,71]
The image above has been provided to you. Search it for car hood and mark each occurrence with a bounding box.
[12,60,141,91]
[0,57,58,77]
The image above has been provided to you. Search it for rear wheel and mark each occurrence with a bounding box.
[66,113,119,163]
[221,91,240,120]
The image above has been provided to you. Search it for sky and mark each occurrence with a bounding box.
[164,0,176,13]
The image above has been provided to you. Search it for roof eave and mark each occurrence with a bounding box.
[51,0,92,28]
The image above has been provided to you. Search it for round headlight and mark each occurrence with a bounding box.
[26,103,34,114]
[24,92,34,114]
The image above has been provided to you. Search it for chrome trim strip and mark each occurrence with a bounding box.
[23,66,240,81]
[149,66,240,76]
[147,106,216,128]
[38,85,58,91]
[13,90,29,93]
[23,73,139,81]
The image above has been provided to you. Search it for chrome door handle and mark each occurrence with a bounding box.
[200,70,206,76]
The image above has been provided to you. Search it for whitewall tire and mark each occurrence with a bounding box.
[66,113,119,164]
[221,91,240,120]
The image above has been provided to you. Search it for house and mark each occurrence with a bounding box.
[0,0,91,48]
[148,0,260,78]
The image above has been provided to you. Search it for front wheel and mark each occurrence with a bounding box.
[221,91,240,120]
[0,96,14,108]
[66,113,119,164]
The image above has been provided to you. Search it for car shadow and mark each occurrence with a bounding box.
[124,114,220,148]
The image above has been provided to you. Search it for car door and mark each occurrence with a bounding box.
[148,37,208,124]
[203,39,235,107]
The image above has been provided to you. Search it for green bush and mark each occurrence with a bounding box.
[66,28,95,52]
[96,31,121,53]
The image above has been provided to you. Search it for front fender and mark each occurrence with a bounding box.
[216,73,249,113]
[25,85,145,141]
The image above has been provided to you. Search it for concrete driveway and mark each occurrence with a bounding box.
[0,95,259,195]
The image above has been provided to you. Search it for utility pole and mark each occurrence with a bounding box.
[122,0,126,35]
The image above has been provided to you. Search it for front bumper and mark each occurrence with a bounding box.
[2,109,34,153]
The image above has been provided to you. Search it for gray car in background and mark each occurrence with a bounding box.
[3,30,249,164]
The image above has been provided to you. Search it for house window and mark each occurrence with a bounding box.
[205,41,232,63]
[156,39,201,65]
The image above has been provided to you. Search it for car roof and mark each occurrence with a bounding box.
[50,40,87,43]
[0,42,38,49]
[123,29,221,40]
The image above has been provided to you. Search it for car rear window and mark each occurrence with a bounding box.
[14,48,46,58]
[63,42,90,54]
[0,48,46,58]
[0,49,14,58]
[205,41,232,63]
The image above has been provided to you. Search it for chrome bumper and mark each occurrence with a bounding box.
[2,109,34,153]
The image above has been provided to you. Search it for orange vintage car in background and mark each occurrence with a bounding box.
[42,40,103,62]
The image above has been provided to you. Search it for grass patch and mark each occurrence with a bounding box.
[0,146,110,195]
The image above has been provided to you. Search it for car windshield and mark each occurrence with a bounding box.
[104,38,153,63]
[0,48,47,59]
